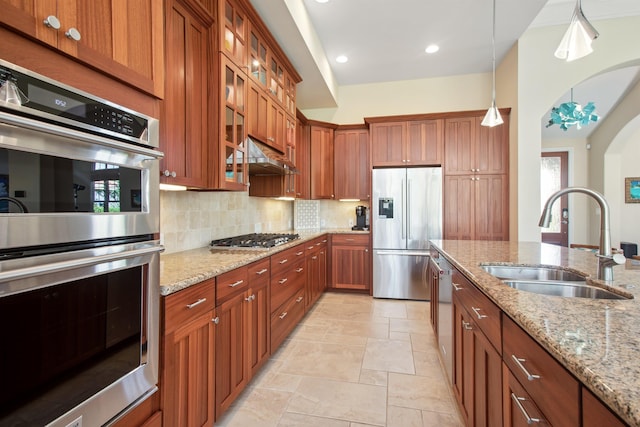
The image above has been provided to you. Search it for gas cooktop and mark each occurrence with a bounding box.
[210,233,299,250]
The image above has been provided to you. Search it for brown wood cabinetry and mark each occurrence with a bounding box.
[161,0,213,189]
[334,126,370,201]
[247,259,271,377]
[305,236,328,309]
[161,278,216,427]
[219,0,247,67]
[295,113,311,199]
[369,119,443,167]
[502,315,579,427]
[330,234,370,292]
[428,255,440,335]
[451,271,502,427]
[310,123,336,199]
[0,0,164,97]
[443,113,509,241]
[582,388,627,427]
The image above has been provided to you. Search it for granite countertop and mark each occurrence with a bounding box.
[160,229,368,296]
[429,240,640,427]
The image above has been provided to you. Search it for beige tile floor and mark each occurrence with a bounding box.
[216,292,464,427]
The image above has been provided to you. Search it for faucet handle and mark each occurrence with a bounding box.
[596,252,626,266]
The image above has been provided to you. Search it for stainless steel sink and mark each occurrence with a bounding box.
[502,280,631,300]
[481,264,587,282]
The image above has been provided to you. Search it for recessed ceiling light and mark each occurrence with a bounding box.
[336,55,348,63]
[425,44,440,54]
[315,0,329,3]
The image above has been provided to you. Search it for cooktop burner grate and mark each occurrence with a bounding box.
[210,233,299,249]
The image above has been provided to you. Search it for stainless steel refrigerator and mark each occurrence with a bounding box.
[372,167,442,300]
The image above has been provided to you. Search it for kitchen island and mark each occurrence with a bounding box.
[430,240,640,426]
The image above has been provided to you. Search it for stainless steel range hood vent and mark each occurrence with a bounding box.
[247,137,296,176]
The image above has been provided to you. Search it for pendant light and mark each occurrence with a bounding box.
[546,88,598,131]
[481,0,503,127]
[554,0,599,62]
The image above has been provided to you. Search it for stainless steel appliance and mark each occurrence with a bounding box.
[352,205,369,231]
[0,59,163,427]
[210,232,299,249]
[372,167,442,300]
[432,253,454,382]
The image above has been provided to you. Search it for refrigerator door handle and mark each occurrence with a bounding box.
[407,179,412,239]
[401,179,406,239]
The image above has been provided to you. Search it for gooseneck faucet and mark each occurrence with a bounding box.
[539,187,625,282]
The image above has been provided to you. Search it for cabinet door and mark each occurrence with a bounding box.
[295,118,311,199]
[444,175,475,240]
[406,119,443,166]
[472,318,502,427]
[310,125,334,199]
[215,292,248,417]
[370,122,405,166]
[334,128,370,200]
[582,388,627,427]
[444,117,476,175]
[474,175,509,241]
[219,0,246,66]
[428,258,439,334]
[503,363,548,427]
[247,260,271,377]
[163,310,215,427]
[476,116,509,175]
[267,101,286,152]
[247,80,269,143]
[0,0,164,96]
[161,0,211,188]
[453,296,474,426]
[331,241,370,291]
[216,54,247,190]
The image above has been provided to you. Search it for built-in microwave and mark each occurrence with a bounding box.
[0,59,163,426]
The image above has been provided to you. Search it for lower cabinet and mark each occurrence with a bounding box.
[330,234,370,291]
[305,236,328,309]
[161,279,216,427]
[248,259,271,377]
[427,254,440,335]
[582,388,627,427]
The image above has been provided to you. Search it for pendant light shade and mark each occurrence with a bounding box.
[554,0,599,62]
[481,0,503,128]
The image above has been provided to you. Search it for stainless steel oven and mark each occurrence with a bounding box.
[0,59,163,426]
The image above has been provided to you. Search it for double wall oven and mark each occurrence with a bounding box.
[0,59,163,426]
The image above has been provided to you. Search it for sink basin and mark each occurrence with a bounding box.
[502,280,631,300]
[481,264,587,282]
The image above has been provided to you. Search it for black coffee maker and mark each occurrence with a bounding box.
[352,205,369,230]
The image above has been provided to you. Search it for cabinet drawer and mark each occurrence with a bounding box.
[271,245,306,276]
[331,234,369,245]
[503,315,579,427]
[503,362,549,426]
[271,288,305,351]
[271,259,305,312]
[248,258,270,287]
[451,270,501,351]
[216,266,249,305]
[163,279,215,334]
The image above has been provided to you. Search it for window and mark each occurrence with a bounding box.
[92,163,120,213]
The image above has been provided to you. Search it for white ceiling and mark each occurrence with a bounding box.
[249,0,640,135]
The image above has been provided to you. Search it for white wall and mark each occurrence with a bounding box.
[517,15,640,242]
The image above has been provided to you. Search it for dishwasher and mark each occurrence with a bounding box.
[433,255,454,382]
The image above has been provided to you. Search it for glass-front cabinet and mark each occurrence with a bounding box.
[221,0,246,66]
[219,55,247,190]
[249,27,267,86]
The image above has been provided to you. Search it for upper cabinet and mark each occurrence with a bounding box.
[334,126,370,201]
[219,0,247,66]
[0,0,164,97]
[161,0,214,189]
[369,119,443,167]
[310,123,336,200]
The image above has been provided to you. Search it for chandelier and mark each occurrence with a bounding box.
[546,89,598,131]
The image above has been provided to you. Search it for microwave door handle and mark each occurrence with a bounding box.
[0,244,163,283]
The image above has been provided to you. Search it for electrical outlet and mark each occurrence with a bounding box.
[66,416,82,427]
[348,219,354,227]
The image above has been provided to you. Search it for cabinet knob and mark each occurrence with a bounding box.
[163,170,177,178]
[65,27,81,41]
[43,15,61,30]
[212,316,220,324]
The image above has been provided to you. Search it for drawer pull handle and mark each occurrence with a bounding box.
[511,393,542,424]
[471,307,488,319]
[186,298,207,309]
[511,355,540,381]
[296,268,304,273]
[322,239,327,243]
[462,320,473,330]
[296,251,304,256]
[452,283,463,291]
[229,280,244,288]
[296,296,304,303]
[279,311,288,319]
[279,278,288,284]
[256,268,268,275]
[279,259,288,264]
[307,246,315,250]
[245,294,255,302]
[346,238,354,241]
[312,256,318,260]
[212,316,220,324]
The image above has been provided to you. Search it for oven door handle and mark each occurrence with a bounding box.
[0,244,163,283]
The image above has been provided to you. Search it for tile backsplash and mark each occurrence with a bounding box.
[160,191,369,254]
